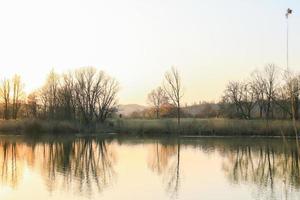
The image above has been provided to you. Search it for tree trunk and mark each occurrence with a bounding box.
[177,106,180,126]
[294,96,299,120]
[259,105,263,118]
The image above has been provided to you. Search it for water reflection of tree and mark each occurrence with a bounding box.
[41,139,116,195]
[0,141,25,188]
[147,141,176,174]
[147,140,181,198]
[0,138,116,197]
[147,138,300,199]
[222,144,300,199]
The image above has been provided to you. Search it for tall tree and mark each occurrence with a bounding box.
[263,64,278,119]
[163,67,184,125]
[36,67,119,124]
[58,72,76,120]
[241,82,256,119]
[11,74,24,119]
[94,73,119,122]
[251,70,266,118]
[74,67,103,124]
[0,78,10,120]
[40,69,60,119]
[27,91,38,118]
[287,75,300,120]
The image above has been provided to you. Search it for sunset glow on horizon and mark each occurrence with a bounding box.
[0,0,299,105]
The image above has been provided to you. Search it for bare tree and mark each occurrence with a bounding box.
[40,69,60,119]
[263,64,278,119]
[221,64,300,121]
[35,67,119,125]
[287,74,300,120]
[163,67,184,125]
[223,81,255,119]
[58,72,77,120]
[74,67,103,124]
[275,85,292,119]
[283,71,300,147]
[11,74,24,119]
[27,91,38,118]
[94,74,119,122]
[241,82,256,119]
[0,78,10,120]
[147,87,168,118]
[251,70,266,118]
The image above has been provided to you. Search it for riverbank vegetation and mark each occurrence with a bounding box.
[112,118,300,136]
[1,118,299,137]
[0,67,119,125]
[0,65,300,137]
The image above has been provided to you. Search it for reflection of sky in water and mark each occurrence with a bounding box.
[0,137,300,200]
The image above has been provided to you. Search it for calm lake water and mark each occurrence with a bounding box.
[0,136,300,200]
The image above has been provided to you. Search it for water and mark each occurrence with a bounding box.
[0,136,300,200]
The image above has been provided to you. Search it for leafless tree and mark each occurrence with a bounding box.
[147,87,168,118]
[283,71,300,147]
[286,74,300,120]
[40,69,60,119]
[263,64,278,119]
[221,63,300,121]
[241,82,256,119]
[223,81,241,117]
[35,67,118,124]
[275,85,292,119]
[58,72,77,120]
[11,74,24,119]
[26,91,38,118]
[74,67,103,124]
[224,81,255,119]
[0,78,10,119]
[251,70,266,118]
[94,74,119,122]
[163,67,184,125]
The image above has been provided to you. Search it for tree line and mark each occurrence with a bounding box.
[221,64,299,120]
[2,64,299,123]
[145,64,300,121]
[0,67,119,125]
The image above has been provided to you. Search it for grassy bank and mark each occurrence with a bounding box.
[0,118,299,137]
[0,119,116,136]
[111,118,300,137]
[0,119,81,136]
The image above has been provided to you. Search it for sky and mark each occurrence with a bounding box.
[0,0,299,105]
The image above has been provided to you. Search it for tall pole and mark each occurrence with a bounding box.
[286,15,289,71]
[286,8,298,148]
[286,8,292,71]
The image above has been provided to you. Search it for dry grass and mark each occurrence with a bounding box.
[0,119,80,136]
[110,118,300,137]
[0,118,299,137]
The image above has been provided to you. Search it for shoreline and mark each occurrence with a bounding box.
[0,132,299,140]
[0,118,299,138]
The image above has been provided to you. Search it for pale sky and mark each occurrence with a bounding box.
[0,0,299,105]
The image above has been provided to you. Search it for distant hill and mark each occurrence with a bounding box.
[117,103,220,117]
[183,103,219,116]
[117,104,147,116]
